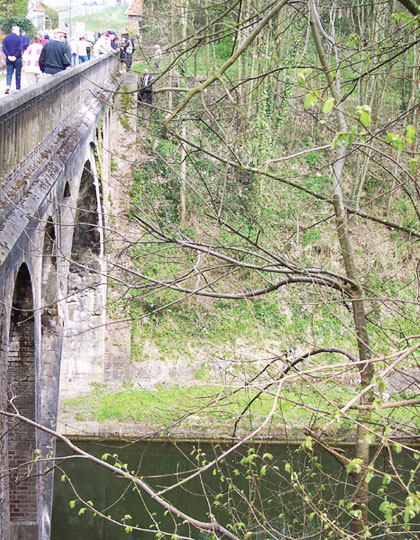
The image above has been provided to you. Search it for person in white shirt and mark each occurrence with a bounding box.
[70,38,78,65]
[93,33,113,56]
[76,36,89,63]
[22,33,43,84]
[154,44,162,69]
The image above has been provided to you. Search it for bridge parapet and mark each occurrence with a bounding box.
[0,53,119,199]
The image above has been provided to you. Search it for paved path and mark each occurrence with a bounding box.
[0,70,32,102]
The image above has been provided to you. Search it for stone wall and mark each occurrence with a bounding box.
[0,55,118,540]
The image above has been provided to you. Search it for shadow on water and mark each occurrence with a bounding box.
[51,440,420,539]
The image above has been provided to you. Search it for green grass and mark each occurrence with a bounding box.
[61,382,348,431]
[60,6,128,34]
[61,380,419,438]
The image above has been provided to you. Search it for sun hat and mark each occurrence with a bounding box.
[53,28,67,37]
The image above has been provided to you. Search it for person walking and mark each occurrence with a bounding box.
[119,38,128,72]
[22,33,43,84]
[138,68,154,105]
[154,44,162,70]
[20,30,30,52]
[124,37,135,71]
[2,25,23,94]
[70,37,78,66]
[76,36,89,64]
[39,28,71,76]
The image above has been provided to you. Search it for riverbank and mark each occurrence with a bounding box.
[57,367,420,442]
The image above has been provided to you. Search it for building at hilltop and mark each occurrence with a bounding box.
[27,0,47,31]
[126,0,143,35]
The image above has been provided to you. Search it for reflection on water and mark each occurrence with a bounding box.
[51,440,419,539]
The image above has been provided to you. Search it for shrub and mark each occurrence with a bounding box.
[0,16,36,39]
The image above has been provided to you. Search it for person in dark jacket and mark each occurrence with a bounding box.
[39,28,71,76]
[20,30,30,51]
[138,69,154,105]
[2,25,23,94]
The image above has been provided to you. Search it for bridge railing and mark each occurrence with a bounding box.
[0,53,120,192]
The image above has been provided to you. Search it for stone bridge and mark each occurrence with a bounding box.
[0,54,134,540]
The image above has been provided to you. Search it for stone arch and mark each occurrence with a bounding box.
[60,155,106,395]
[71,159,101,265]
[40,217,60,419]
[7,263,38,538]
[41,218,57,324]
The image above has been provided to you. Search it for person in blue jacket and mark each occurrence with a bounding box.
[2,25,23,94]
[20,30,30,51]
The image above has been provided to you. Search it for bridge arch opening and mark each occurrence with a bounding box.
[61,156,106,394]
[7,263,38,536]
[41,218,60,409]
[63,182,71,199]
[41,218,58,335]
[71,159,101,265]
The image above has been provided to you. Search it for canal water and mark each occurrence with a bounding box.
[51,439,419,539]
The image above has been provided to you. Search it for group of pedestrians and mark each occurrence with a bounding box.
[3,25,163,108]
[70,35,92,65]
[2,26,72,94]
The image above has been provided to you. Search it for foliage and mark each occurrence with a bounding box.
[0,16,35,38]
[0,0,27,20]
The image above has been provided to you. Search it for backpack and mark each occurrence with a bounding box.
[141,74,154,88]
[126,40,134,55]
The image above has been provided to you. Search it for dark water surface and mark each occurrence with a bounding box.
[51,439,419,539]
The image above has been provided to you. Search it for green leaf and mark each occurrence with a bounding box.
[61,475,66,482]
[78,507,86,515]
[304,91,318,110]
[386,132,404,151]
[347,458,363,474]
[348,33,359,47]
[346,128,356,147]
[359,110,371,127]
[297,68,312,87]
[365,432,375,444]
[393,442,402,454]
[69,500,76,509]
[383,474,392,485]
[323,97,335,114]
[331,134,339,149]
[366,469,375,483]
[356,105,372,127]
[302,436,313,451]
[406,125,416,145]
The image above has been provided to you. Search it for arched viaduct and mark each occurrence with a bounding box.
[0,54,132,540]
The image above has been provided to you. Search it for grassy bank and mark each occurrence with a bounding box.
[60,5,128,34]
